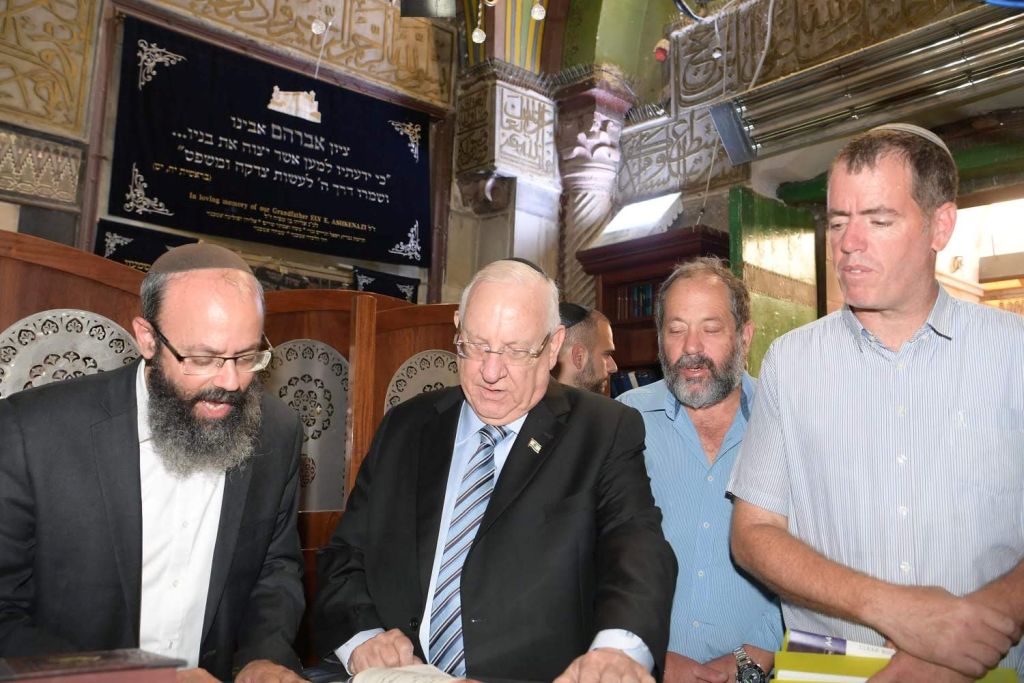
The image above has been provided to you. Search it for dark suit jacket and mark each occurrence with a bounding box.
[313,382,676,681]
[0,361,305,680]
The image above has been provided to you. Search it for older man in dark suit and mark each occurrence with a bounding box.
[314,259,676,683]
[0,244,305,683]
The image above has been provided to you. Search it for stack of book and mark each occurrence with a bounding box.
[774,629,1017,682]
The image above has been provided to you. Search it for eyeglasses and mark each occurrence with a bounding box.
[149,322,273,376]
[453,327,551,366]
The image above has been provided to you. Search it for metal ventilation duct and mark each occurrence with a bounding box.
[711,5,1024,165]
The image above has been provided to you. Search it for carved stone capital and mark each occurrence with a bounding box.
[455,172,515,214]
[551,65,635,195]
[454,59,557,186]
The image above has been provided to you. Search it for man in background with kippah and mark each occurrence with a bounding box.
[729,124,1024,681]
[0,243,307,682]
[553,302,618,394]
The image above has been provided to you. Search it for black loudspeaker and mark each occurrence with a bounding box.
[400,0,457,17]
[709,102,756,166]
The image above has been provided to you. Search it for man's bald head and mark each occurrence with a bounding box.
[141,243,263,325]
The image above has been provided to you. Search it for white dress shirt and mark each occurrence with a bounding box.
[136,364,225,667]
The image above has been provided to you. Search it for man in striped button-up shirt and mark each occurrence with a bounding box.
[728,123,1024,682]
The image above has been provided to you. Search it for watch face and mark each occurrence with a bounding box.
[738,665,767,683]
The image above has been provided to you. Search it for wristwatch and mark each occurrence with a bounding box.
[733,646,767,683]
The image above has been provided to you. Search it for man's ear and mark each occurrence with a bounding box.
[132,316,158,360]
[740,321,755,359]
[929,201,957,253]
[570,343,587,370]
[546,325,566,371]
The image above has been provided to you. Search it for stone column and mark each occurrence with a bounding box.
[552,66,635,308]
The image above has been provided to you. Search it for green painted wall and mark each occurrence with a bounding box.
[562,0,603,67]
[631,1,678,103]
[562,0,677,103]
[730,186,818,377]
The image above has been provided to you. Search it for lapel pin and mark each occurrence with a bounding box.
[528,438,542,453]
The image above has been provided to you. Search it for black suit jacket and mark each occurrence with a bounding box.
[313,382,676,681]
[0,361,305,680]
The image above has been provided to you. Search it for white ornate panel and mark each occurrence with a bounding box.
[384,349,459,410]
[264,339,349,511]
[0,310,139,399]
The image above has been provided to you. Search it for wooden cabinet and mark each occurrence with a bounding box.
[577,226,730,372]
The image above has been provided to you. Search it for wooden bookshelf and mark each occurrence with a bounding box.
[577,226,730,371]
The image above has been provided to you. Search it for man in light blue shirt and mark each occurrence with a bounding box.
[730,124,1024,681]
[619,258,782,683]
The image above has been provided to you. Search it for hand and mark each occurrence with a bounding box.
[349,628,422,673]
[867,650,973,683]
[554,648,653,683]
[664,651,728,683]
[235,660,309,683]
[175,670,219,683]
[874,585,1016,677]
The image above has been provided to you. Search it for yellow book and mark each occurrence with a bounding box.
[774,651,1018,682]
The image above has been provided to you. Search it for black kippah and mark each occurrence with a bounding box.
[504,257,546,276]
[559,302,590,328]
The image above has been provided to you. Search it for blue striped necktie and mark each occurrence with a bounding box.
[428,423,509,676]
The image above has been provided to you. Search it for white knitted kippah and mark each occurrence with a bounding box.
[869,122,953,160]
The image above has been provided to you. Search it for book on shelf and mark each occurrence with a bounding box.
[774,630,1017,682]
[609,366,662,398]
[614,282,655,322]
[0,649,182,682]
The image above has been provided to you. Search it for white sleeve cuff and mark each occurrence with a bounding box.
[335,628,385,674]
[589,628,655,672]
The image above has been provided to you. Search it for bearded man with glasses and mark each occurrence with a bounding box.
[0,243,307,683]
[314,259,676,683]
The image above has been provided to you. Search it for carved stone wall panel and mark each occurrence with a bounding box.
[617,110,746,202]
[0,130,82,205]
[454,80,495,175]
[495,83,556,180]
[672,0,974,108]
[454,79,556,182]
[0,0,100,139]
[157,0,456,110]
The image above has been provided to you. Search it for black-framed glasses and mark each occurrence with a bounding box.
[149,322,273,376]
[453,327,550,366]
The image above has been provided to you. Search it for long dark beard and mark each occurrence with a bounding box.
[660,338,744,409]
[146,356,262,477]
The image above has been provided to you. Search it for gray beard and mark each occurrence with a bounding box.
[145,356,262,477]
[660,338,744,409]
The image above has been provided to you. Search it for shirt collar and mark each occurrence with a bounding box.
[840,282,954,352]
[924,285,955,340]
[456,400,528,446]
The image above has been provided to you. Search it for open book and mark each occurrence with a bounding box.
[354,664,455,683]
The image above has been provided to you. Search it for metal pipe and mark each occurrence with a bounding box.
[751,60,1024,158]
[738,8,1024,123]
[748,37,1024,139]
